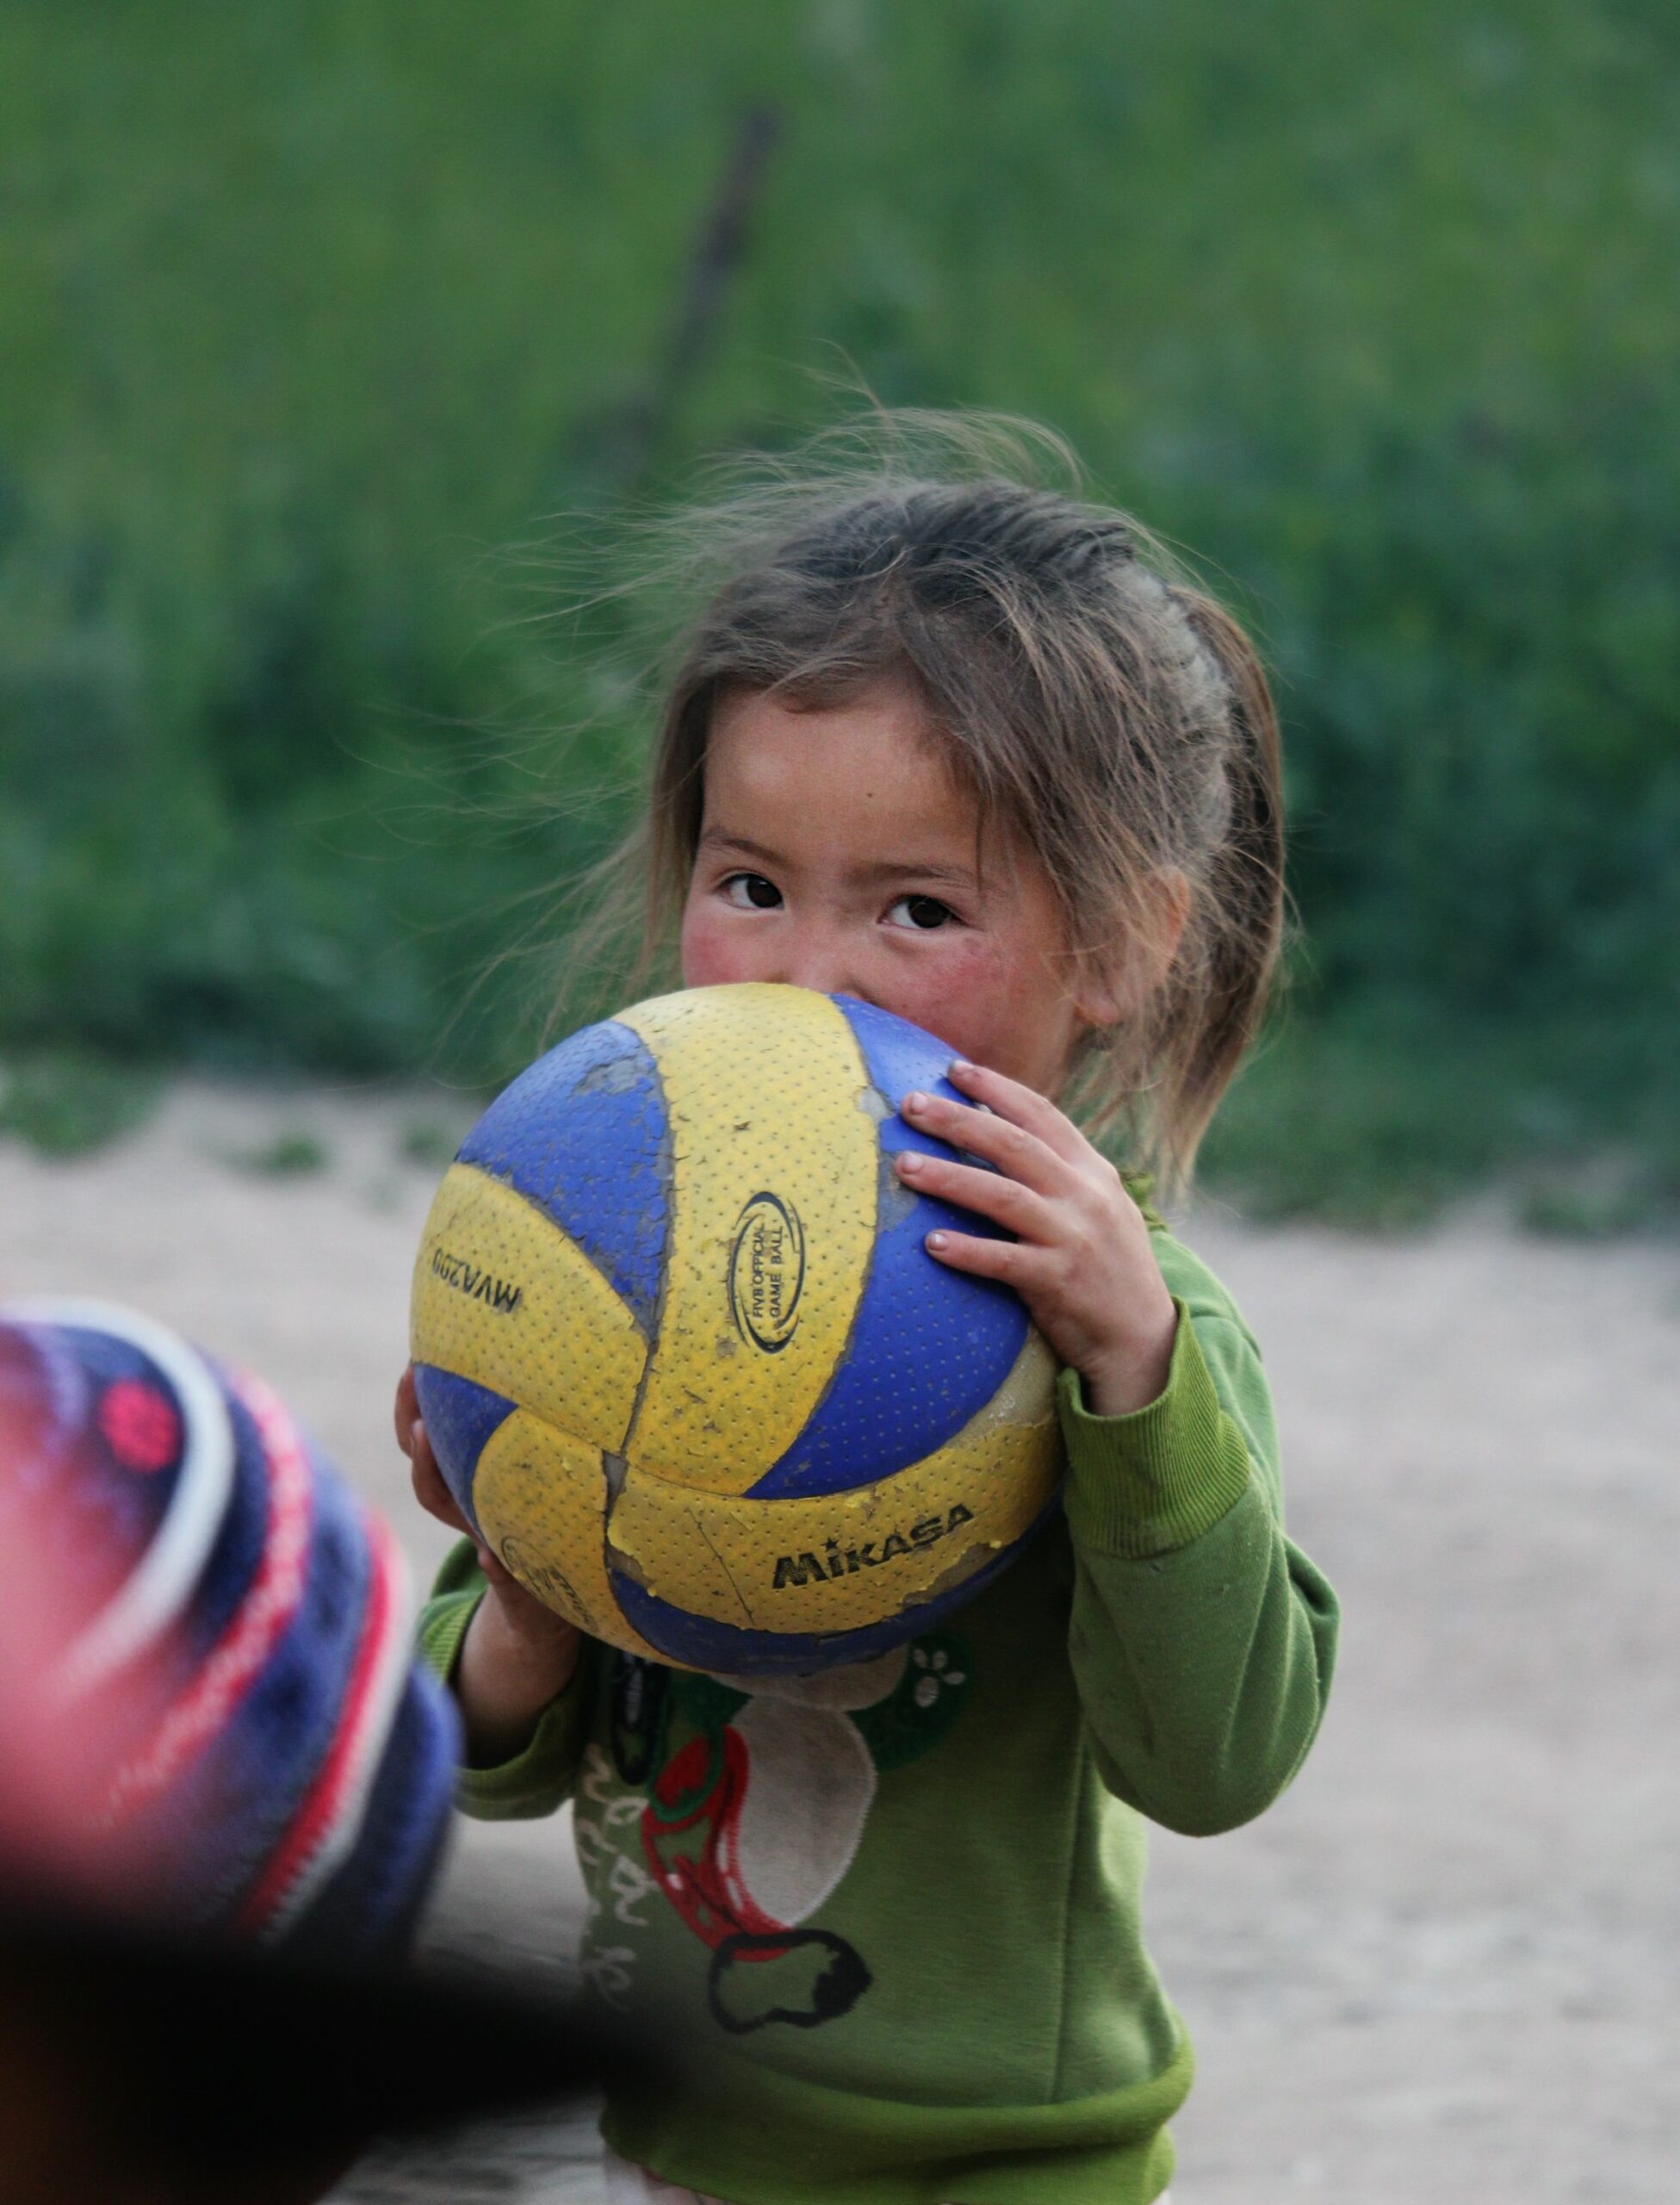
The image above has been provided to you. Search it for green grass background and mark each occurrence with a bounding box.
[2,0,1676,1220]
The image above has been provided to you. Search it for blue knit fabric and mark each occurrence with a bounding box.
[0,1306,461,1954]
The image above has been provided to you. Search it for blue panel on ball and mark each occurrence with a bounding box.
[411,1363,518,1531]
[609,1507,1053,1677]
[456,1020,669,1336]
[747,996,1028,1501]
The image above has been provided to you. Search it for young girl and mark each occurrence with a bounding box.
[398,416,1339,2205]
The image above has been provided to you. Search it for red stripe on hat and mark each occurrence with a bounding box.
[97,1370,313,1829]
[234,1509,406,1937]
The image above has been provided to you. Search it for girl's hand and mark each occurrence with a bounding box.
[395,1366,580,1764]
[895,1062,1178,1419]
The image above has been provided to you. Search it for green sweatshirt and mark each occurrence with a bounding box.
[418,1226,1338,2205]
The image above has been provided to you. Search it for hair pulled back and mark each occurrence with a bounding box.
[597,412,1282,1190]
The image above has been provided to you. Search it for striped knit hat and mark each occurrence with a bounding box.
[0,1300,460,1962]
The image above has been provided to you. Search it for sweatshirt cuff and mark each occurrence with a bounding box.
[417,1584,481,1689]
[453,1671,589,1820]
[416,1547,588,1821]
[1057,1301,1252,1560]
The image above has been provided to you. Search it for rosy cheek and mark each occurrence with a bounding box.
[878,935,1011,1055]
[679,905,758,990]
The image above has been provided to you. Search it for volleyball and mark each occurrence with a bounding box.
[410,984,1063,1676]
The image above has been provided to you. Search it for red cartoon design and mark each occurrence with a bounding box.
[616,1636,970,2034]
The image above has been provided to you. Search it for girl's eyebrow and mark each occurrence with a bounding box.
[698,828,976,890]
[697,829,784,866]
[849,856,978,889]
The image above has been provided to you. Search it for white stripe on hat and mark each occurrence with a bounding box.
[240,1502,416,1941]
[4,1300,237,1704]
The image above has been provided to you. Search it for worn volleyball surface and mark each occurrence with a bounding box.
[411,984,1062,1675]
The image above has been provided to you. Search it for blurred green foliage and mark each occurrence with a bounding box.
[0,1051,160,1157]
[239,1129,329,1177]
[1,0,1676,1211]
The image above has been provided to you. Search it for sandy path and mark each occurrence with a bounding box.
[3,1082,1677,2204]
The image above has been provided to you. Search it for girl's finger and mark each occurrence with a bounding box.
[409,1421,473,1537]
[409,1420,524,1596]
[922,1226,1045,1287]
[896,1150,1057,1239]
[945,1058,1091,1164]
[476,1544,526,1597]
[406,1389,523,1596]
[901,1088,1068,1195]
[394,1363,419,1456]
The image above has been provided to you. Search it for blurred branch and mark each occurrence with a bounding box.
[654,102,782,428]
[569,103,783,494]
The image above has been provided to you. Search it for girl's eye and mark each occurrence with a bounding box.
[885,894,957,932]
[722,873,782,910]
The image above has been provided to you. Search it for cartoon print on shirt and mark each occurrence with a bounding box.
[601,1630,971,2034]
[576,1739,654,2005]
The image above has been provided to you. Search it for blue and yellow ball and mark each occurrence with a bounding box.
[410,984,1063,1676]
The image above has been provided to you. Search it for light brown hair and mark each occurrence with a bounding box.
[576,412,1282,1191]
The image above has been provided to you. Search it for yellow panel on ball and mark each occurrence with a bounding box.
[412,1163,646,1453]
[473,1411,672,1665]
[605,1332,1061,1632]
[617,986,879,1495]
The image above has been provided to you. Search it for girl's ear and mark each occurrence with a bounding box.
[1072,871,1190,1031]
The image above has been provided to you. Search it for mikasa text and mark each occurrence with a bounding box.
[771,1504,976,1592]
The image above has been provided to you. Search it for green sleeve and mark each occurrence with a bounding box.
[1057,1291,1339,1838]
[415,1538,593,1822]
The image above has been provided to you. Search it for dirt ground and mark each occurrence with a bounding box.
[3,1079,1676,2204]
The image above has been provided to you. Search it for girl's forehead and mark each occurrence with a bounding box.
[705,682,978,833]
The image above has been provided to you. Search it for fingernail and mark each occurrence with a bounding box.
[897,1150,924,1174]
[927,1231,948,1252]
[904,1090,929,1113]
[950,1059,976,1076]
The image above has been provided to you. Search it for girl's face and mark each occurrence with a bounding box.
[679,684,1106,1098]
